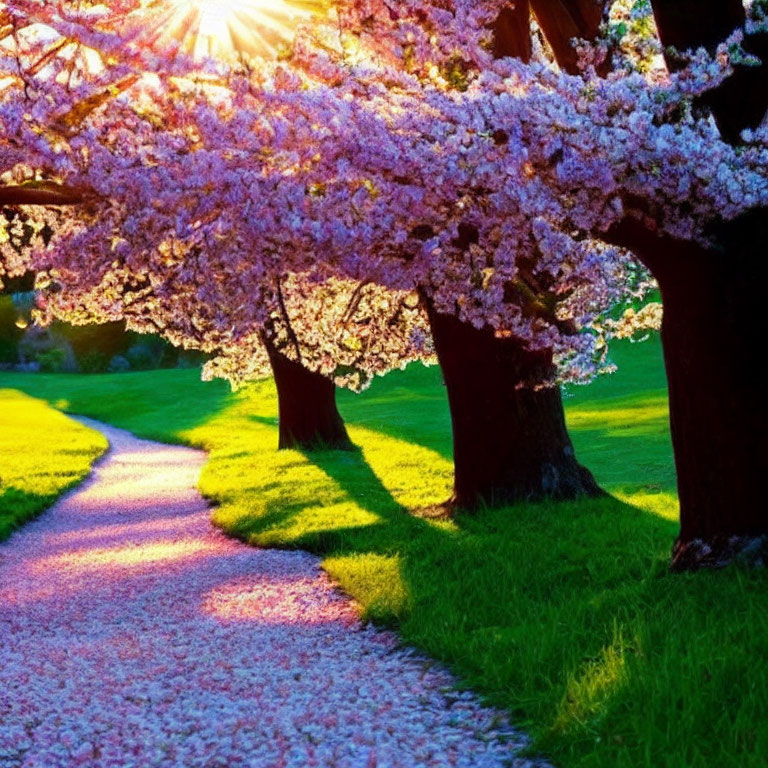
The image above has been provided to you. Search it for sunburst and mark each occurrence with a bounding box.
[137,0,328,62]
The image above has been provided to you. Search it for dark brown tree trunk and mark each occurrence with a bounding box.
[492,0,532,62]
[424,300,602,510]
[640,0,768,568]
[449,5,600,513]
[262,335,353,452]
[530,0,608,74]
[607,215,768,570]
[650,0,768,144]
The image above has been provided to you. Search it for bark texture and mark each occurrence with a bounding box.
[424,300,602,510]
[262,336,353,452]
[607,214,768,570]
[492,0,532,62]
[0,182,87,206]
[530,0,608,74]
[642,0,768,569]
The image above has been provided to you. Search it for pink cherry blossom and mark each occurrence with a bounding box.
[1,0,766,385]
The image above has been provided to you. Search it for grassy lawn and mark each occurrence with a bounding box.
[2,334,767,768]
[0,390,108,541]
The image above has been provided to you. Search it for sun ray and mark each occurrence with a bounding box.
[139,0,328,62]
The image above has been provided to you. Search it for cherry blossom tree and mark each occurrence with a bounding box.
[600,0,768,570]
[0,2,435,452]
[2,0,768,567]
[0,0,604,506]
[531,0,768,569]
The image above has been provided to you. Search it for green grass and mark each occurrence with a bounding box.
[0,390,108,540]
[3,334,767,768]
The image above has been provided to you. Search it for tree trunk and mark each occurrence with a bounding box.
[632,0,768,568]
[262,336,353,452]
[530,0,608,75]
[424,300,602,510]
[650,0,768,144]
[608,215,768,570]
[492,0,532,62]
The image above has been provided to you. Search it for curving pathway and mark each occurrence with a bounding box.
[0,418,547,768]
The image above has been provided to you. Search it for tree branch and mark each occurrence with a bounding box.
[275,275,303,364]
[0,182,91,207]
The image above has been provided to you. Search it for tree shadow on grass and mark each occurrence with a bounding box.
[216,428,768,768]
[225,423,444,560]
[12,360,766,766]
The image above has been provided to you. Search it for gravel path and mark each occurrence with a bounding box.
[0,419,548,768]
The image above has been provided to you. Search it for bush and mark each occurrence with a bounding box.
[55,320,129,360]
[17,326,78,372]
[125,336,169,370]
[36,348,66,373]
[176,349,207,369]
[0,298,203,372]
[0,296,22,364]
[0,337,17,365]
[107,355,131,373]
[78,350,109,373]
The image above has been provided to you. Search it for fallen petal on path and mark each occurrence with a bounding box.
[0,417,549,768]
